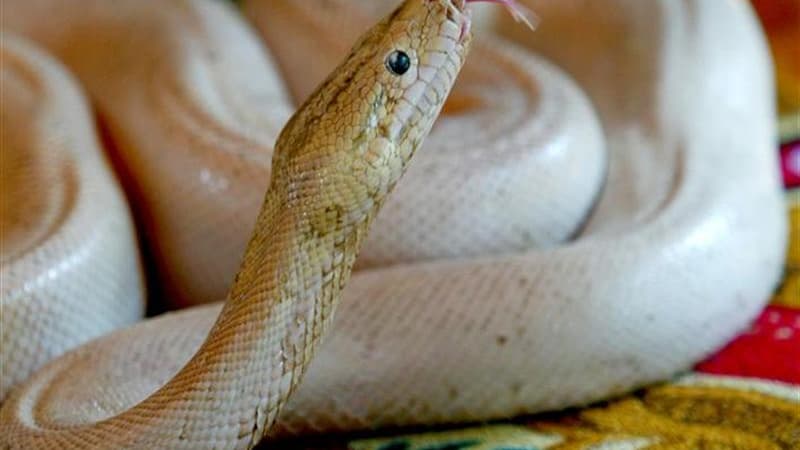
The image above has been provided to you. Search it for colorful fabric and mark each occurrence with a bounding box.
[695,306,800,384]
[775,189,800,310]
[781,141,800,188]
[353,376,799,449]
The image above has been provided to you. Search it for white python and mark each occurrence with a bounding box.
[0,0,787,442]
[0,35,144,402]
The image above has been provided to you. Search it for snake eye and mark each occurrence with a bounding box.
[385,50,411,76]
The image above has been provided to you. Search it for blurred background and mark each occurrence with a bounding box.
[751,0,799,118]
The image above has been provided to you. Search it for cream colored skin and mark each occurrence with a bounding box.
[0,1,472,448]
[0,0,295,309]
[0,0,788,444]
[0,36,144,403]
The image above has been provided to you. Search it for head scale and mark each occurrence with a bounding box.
[271,0,473,227]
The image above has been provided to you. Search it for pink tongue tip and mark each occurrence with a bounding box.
[459,12,472,42]
[464,0,539,31]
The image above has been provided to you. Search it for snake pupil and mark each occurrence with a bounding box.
[386,50,411,75]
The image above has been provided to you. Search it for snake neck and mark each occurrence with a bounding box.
[138,177,380,445]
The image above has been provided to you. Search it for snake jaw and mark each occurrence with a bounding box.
[430,1,470,27]
[430,0,472,42]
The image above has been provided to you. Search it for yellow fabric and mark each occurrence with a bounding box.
[351,377,800,449]
[351,425,563,450]
[774,190,800,308]
[774,271,800,308]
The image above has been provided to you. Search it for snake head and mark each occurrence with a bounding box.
[272,0,473,225]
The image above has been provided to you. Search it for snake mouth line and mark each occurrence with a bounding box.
[438,0,472,42]
[424,0,466,22]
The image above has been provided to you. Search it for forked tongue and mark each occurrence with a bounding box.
[465,0,539,31]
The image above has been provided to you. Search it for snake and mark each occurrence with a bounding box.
[0,0,788,448]
[1,0,476,447]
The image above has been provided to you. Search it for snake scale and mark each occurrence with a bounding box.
[0,0,787,448]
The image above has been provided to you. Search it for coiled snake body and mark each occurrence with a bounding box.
[0,0,787,448]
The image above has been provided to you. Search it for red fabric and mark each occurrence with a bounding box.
[696,305,800,384]
[781,139,800,188]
